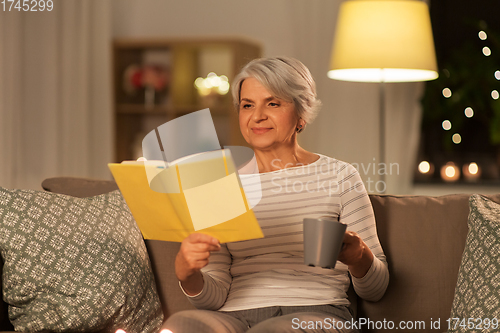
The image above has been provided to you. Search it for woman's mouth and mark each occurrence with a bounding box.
[251,127,272,134]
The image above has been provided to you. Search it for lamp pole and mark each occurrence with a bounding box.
[379,81,386,193]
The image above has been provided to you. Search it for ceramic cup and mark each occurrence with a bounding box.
[303,216,347,269]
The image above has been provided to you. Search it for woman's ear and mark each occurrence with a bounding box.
[296,119,306,133]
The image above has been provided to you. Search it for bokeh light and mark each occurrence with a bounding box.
[194,72,230,96]
[442,88,452,98]
[464,107,474,118]
[442,120,452,130]
[440,162,460,182]
[463,162,481,182]
[468,162,479,175]
[418,161,431,174]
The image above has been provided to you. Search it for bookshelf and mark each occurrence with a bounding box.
[113,38,261,162]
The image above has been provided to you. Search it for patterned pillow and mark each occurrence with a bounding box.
[0,187,163,333]
[447,194,500,333]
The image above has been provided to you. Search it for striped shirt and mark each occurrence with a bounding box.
[183,154,389,311]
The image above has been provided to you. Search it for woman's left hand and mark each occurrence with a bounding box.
[337,231,374,278]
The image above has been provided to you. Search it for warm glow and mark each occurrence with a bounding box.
[440,162,460,182]
[218,81,230,95]
[495,70,500,80]
[442,88,452,98]
[116,330,126,333]
[468,162,479,175]
[445,166,456,178]
[483,47,492,56]
[418,161,431,174]
[160,330,173,333]
[463,162,481,181]
[492,90,499,100]
[327,68,438,82]
[194,72,230,96]
[329,0,438,83]
[442,120,452,130]
[464,107,474,118]
[478,31,487,40]
[452,133,461,144]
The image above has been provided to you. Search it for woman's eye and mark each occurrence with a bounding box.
[241,104,252,109]
[269,102,280,107]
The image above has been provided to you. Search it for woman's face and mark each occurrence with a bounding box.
[238,77,301,152]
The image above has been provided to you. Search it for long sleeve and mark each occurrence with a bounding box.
[179,243,232,310]
[178,155,389,311]
[338,163,389,302]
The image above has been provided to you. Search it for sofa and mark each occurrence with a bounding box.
[0,176,498,333]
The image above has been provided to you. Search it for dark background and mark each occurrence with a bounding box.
[430,0,500,66]
[416,0,500,183]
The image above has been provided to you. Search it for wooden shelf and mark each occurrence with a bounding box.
[112,38,260,162]
[116,103,231,116]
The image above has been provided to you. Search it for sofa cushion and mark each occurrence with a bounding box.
[0,187,163,332]
[447,194,500,332]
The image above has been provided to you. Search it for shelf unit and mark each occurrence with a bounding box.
[112,38,261,162]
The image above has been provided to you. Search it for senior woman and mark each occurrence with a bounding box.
[163,57,389,333]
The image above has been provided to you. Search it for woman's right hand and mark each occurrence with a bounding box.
[175,233,220,295]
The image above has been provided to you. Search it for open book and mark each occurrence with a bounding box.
[108,148,264,243]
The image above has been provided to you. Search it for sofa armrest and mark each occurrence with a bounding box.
[41,177,118,198]
[145,240,196,318]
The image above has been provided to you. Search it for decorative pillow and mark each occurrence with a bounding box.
[0,187,163,333]
[447,194,500,332]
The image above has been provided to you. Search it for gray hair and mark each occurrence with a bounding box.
[231,56,322,124]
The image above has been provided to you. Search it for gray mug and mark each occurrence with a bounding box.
[303,216,347,269]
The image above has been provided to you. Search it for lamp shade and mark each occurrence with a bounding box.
[328,0,438,82]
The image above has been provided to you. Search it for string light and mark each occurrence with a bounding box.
[495,70,500,80]
[492,90,499,100]
[483,47,492,56]
[442,88,452,98]
[478,31,488,40]
[464,107,474,118]
[452,133,461,144]
[442,120,452,130]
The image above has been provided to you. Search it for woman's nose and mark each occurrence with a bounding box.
[252,105,267,122]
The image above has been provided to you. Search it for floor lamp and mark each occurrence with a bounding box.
[328,0,438,193]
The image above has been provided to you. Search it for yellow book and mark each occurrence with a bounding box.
[108,149,264,243]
